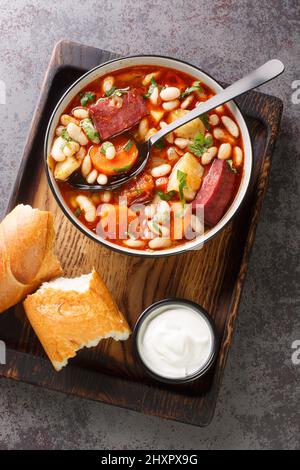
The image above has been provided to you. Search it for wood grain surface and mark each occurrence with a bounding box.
[0,40,283,426]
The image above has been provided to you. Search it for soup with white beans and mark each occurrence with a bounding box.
[48,65,244,252]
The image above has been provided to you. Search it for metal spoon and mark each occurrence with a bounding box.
[69,59,284,191]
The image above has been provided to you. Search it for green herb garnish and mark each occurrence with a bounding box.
[188,133,213,158]
[157,190,177,201]
[144,77,158,98]
[74,208,81,218]
[79,91,96,107]
[113,164,132,173]
[152,218,163,235]
[154,138,165,149]
[104,86,129,97]
[100,142,113,155]
[81,118,100,142]
[227,159,238,173]
[177,170,187,206]
[61,128,72,142]
[104,86,116,97]
[199,113,210,130]
[123,139,134,152]
[180,81,202,99]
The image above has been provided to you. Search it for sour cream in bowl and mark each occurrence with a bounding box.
[133,299,218,384]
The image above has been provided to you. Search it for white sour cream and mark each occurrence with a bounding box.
[137,305,213,380]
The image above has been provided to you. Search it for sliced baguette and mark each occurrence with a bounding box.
[23,269,131,371]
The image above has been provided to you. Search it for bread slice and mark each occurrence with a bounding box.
[23,269,131,371]
[0,204,62,314]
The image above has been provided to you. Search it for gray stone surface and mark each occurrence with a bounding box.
[0,0,299,450]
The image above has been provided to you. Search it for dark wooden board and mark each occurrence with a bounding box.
[0,40,283,426]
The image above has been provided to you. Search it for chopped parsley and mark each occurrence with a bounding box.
[81,118,100,142]
[104,86,130,98]
[154,138,165,149]
[123,139,134,152]
[188,133,213,158]
[144,77,158,98]
[100,141,113,155]
[79,91,96,107]
[227,159,238,173]
[61,128,72,142]
[152,218,163,235]
[180,81,202,99]
[177,170,187,206]
[157,190,177,201]
[199,113,210,130]
[74,208,81,218]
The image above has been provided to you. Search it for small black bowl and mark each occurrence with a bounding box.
[133,298,219,385]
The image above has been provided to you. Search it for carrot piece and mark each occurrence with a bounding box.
[90,135,139,176]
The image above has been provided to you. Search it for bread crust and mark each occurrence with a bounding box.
[23,270,131,370]
[0,204,62,314]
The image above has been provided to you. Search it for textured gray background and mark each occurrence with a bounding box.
[0,0,299,450]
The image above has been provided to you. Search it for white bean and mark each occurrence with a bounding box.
[149,86,159,106]
[190,214,203,234]
[76,195,96,222]
[155,201,170,224]
[63,141,80,157]
[81,155,92,177]
[123,239,145,248]
[51,137,67,162]
[213,127,235,144]
[201,146,218,165]
[97,173,108,185]
[209,114,220,126]
[148,220,170,237]
[100,191,112,203]
[233,146,243,167]
[221,116,240,138]
[103,76,114,93]
[167,147,179,161]
[105,144,116,160]
[67,122,88,145]
[148,237,172,250]
[60,114,79,126]
[151,163,171,178]
[142,72,160,86]
[86,169,98,184]
[160,87,180,101]
[55,126,65,137]
[162,99,180,111]
[218,143,232,160]
[174,138,189,149]
[181,95,194,109]
[72,107,89,119]
[205,132,212,140]
[138,117,149,139]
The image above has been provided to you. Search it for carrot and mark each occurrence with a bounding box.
[90,135,138,176]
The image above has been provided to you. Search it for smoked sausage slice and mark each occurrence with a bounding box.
[90,88,148,140]
[192,159,236,226]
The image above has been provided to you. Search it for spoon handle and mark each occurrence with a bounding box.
[150,59,284,145]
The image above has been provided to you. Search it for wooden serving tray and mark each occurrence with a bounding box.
[0,40,283,426]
